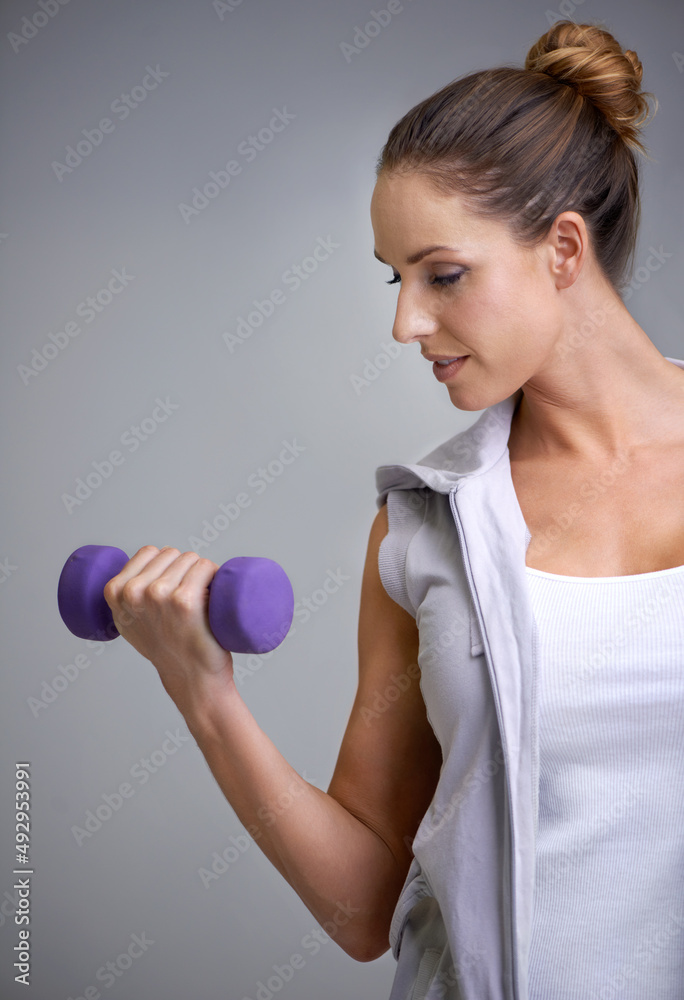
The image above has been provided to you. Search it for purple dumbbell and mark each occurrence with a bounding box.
[57,545,294,654]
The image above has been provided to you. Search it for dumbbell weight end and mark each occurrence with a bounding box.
[58,545,295,654]
[57,545,129,643]
[208,556,294,654]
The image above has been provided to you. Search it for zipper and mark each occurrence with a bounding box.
[449,485,518,1000]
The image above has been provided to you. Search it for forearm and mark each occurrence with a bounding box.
[180,674,403,962]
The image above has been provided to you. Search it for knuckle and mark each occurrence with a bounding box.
[119,606,137,627]
[146,578,170,601]
[170,588,195,613]
[121,579,144,606]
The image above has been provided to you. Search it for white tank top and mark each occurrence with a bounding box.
[525,561,684,999]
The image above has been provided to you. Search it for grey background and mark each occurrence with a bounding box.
[0,0,682,997]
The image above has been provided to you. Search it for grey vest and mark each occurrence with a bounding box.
[374,357,684,1000]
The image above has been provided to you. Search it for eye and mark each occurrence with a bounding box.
[384,272,464,287]
[430,273,463,287]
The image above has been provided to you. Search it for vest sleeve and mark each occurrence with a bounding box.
[377,487,428,619]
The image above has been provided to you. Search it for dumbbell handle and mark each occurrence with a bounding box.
[57,545,294,654]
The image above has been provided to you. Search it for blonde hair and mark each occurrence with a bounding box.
[375,20,658,294]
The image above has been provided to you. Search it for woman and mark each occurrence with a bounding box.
[103,19,684,1000]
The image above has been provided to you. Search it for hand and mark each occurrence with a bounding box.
[103,545,235,709]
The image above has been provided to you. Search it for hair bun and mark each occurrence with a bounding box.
[525,20,657,154]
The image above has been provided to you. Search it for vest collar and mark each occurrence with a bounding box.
[375,387,522,505]
[376,356,684,505]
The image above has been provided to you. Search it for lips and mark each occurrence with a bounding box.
[432,355,469,381]
[423,353,467,362]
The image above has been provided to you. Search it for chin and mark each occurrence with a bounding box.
[445,381,520,414]
[437,357,521,412]
[445,394,484,412]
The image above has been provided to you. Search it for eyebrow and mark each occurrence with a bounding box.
[373,244,460,266]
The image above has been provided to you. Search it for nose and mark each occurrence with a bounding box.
[391,286,439,347]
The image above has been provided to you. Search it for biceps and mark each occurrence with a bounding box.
[327,506,442,869]
[328,666,442,866]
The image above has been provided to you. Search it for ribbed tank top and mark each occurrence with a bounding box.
[526,562,684,999]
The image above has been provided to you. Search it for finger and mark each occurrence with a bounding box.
[120,548,200,609]
[172,556,220,599]
[164,556,222,621]
[104,546,181,607]
[111,545,164,584]
[136,556,219,639]
[143,551,209,603]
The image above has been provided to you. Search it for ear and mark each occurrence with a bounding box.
[545,211,587,289]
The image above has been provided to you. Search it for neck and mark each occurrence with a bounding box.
[509,292,684,464]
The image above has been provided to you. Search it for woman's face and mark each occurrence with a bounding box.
[370,170,563,411]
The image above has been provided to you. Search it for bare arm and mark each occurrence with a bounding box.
[103,506,442,962]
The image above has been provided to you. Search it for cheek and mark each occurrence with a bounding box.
[454,272,549,367]
[459,273,532,342]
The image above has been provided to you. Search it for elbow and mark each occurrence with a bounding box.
[353,939,391,963]
[335,919,392,963]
